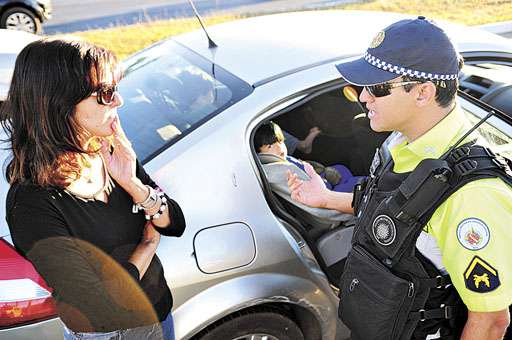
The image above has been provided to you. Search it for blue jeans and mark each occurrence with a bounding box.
[63,312,175,340]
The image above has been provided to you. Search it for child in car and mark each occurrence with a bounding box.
[254,121,361,226]
[255,121,363,193]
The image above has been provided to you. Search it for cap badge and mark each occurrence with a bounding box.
[369,31,385,49]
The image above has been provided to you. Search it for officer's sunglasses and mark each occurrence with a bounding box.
[365,81,421,98]
[90,84,118,105]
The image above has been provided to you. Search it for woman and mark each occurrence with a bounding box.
[0,38,185,339]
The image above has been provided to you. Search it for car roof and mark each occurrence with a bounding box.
[174,10,512,86]
[0,29,39,100]
[0,29,38,54]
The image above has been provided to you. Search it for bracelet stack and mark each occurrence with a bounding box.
[145,191,167,220]
[132,185,168,220]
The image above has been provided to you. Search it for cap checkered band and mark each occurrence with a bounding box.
[364,51,458,80]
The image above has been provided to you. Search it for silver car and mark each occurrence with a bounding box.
[1,10,512,340]
[0,29,39,101]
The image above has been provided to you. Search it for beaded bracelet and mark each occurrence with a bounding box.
[132,185,160,213]
[145,191,168,220]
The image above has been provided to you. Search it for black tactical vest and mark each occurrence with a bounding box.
[338,139,512,340]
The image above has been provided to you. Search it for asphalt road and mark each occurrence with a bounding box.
[44,0,270,33]
[49,0,190,24]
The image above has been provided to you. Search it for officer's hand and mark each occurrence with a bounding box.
[287,162,329,208]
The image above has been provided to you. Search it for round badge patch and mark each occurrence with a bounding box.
[369,31,385,49]
[372,215,396,246]
[456,218,490,251]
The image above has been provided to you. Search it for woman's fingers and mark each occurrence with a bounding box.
[112,119,128,146]
[100,139,112,163]
[143,222,160,245]
[111,117,136,159]
[112,116,131,146]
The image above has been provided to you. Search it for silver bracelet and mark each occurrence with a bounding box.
[145,192,168,220]
[132,185,159,213]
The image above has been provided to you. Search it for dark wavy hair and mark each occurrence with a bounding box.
[0,38,120,187]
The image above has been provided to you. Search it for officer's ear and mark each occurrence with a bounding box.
[415,82,437,107]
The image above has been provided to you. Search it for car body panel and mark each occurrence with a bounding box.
[0,128,11,238]
[0,317,62,339]
[142,63,346,339]
[173,272,337,339]
[0,29,38,101]
[193,223,257,274]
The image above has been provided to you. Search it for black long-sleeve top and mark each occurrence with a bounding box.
[5,162,185,332]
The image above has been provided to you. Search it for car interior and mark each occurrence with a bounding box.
[459,62,512,115]
[458,60,512,158]
[253,82,389,288]
[253,60,512,289]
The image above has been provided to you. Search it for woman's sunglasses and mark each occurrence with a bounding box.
[91,84,118,105]
[364,81,421,98]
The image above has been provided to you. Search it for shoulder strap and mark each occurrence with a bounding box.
[446,144,512,181]
[385,143,512,229]
[421,143,512,219]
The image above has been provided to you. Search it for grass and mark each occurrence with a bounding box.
[63,0,512,59]
[341,0,512,26]
[68,15,239,59]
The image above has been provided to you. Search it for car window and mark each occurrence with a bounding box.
[459,97,512,159]
[458,60,512,158]
[119,40,253,162]
[459,61,512,117]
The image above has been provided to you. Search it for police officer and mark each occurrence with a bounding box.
[288,17,511,340]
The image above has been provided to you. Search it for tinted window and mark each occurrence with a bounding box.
[459,61,512,158]
[461,102,512,159]
[459,62,512,116]
[119,40,252,162]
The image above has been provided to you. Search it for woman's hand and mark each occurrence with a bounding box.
[287,162,329,208]
[128,222,161,279]
[141,221,161,247]
[100,116,137,188]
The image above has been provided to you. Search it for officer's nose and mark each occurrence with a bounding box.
[359,86,373,104]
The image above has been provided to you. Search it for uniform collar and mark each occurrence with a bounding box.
[389,105,471,172]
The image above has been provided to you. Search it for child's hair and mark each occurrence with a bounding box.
[254,121,284,152]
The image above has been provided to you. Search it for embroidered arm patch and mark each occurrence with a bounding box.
[456,218,490,251]
[463,256,500,293]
